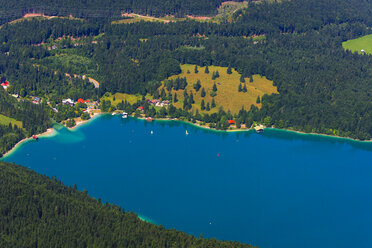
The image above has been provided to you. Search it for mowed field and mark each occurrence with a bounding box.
[342,34,372,54]
[101,93,143,105]
[0,114,22,128]
[161,64,278,114]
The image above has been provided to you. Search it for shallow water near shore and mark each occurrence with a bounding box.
[3,115,372,248]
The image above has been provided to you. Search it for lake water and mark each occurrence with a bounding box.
[3,115,372,248]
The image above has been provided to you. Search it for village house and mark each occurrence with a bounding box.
[147,99,170,107]
[31,96,41,104]
[62,98,75,106]
[1,81,9,90]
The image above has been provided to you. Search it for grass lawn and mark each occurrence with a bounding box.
[160,64,278,114]
[0,114,23,128]
[342,34,372,55]
[112,14,181,24]
[101,93,145,106]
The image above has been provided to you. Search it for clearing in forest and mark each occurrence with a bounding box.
[101,93,143,105]
[342,34,372,55]
[160,64,278,114]
[0,114,23,128]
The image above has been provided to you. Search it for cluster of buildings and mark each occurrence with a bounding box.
[1,81,9,90]
[62,98,90,106]
[31,96,41,104]
[147,99,170,107]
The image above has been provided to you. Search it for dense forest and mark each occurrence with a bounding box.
[0,89,50,155]
[0,161,253,248]
[0,0,243,25]
[0,0,371,141]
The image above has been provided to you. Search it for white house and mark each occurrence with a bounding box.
[62,98,75,106]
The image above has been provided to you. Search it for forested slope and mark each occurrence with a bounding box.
[0,162,253,248]
[0,0,238,25]
[0,89,50,155]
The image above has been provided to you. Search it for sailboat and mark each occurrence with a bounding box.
[185,130,189,135]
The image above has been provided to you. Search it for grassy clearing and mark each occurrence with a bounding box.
[112,14,180,24]
[0,114,22,128]
[101,93,144,106]
[160,64,278,114]
[40,54,97,75]
[214,1,249,22]
[342,34,372,54]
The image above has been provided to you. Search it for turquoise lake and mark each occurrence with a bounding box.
[3,115,372,248]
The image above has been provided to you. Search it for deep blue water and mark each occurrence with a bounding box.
[3,115,372,248]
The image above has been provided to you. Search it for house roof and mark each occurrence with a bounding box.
[228,120,235,124]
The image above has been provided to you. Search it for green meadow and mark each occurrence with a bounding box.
[342,34,372,54]
[0,114,23,128]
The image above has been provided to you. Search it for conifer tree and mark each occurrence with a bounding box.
[227,66,232,74]
[201,88,206,97]
[213,83,217,92]
[193,80,201,91]
[190,92,194,104]
[205,65,209,74]
[238,84,242,92]
[240,75,245,83]
[201,99,205,110]
[243,84,247,92]
[211,98,216,108]
[174,93,178,103]
[194,65,198,74]
[256,96,261,104]
[249,75,253,83]
[206,102,210,111]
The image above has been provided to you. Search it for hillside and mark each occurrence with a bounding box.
[161,64,278,114]
[0,161,253,248]
[0,0,231,25]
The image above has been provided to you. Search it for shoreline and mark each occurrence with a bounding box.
[2,127,56,158]
[139,115,372,143]
[2,112,102,159]
[69,111,102,131]
[2,112,371,158]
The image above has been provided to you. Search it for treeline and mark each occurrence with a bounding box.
[0,161,254,248]
[234,0,372,34]
[0,0,238,25]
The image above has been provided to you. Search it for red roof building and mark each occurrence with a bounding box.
[138,106,144,110]
[228,120,235,125]
[77,98,84,104]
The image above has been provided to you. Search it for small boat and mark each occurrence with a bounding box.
[150,130,154,135]
[112,112,116,115]
[32,135,38,140]
[146,117,153,122]
[185,130,189,135]
[122,112,128,118]
[254,125,264,133]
